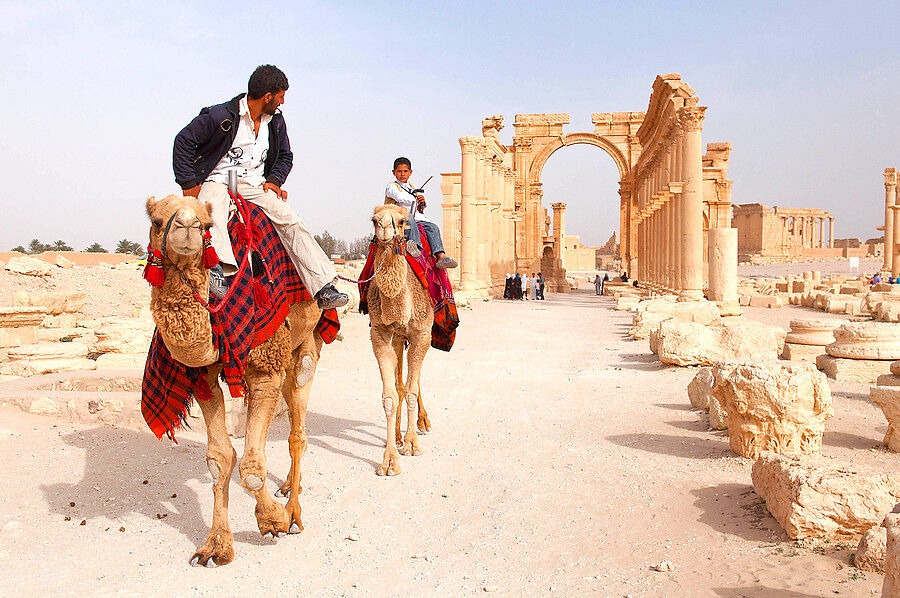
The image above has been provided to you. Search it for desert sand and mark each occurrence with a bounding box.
[0,262,891,597]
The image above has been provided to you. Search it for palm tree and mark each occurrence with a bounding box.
[51,240,74,251]
[84,242,108,253]
[115,239,143,255]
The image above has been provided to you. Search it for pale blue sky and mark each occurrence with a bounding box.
[2,1,898,250]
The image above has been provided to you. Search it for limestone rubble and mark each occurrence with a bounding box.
[655,318,786,367]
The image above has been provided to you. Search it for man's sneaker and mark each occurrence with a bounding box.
[435,256,458,269]
[315,284,349,310]
[208,264,233,300]
[406,242,422,258]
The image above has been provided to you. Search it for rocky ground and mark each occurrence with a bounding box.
[0,260,892,597]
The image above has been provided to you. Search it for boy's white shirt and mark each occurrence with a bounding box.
[385,180,432,223]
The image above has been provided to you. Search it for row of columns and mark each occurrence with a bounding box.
[780,215,834,249]
[884,168,900,277]
[634,105,706,299]
[459,137,517,293]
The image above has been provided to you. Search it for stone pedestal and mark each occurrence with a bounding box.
[0,307,47,348]
[816,354,894,384]
[712,362,832,458]
[783,343,826,363]
[870,386,900,452]
[785,319,840,346]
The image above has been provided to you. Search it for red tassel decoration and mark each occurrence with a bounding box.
[195,377,213,402]
[143,247,165,287]
[201,230,219,268]
[252,279,271,308]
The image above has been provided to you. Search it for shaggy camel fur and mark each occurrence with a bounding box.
[146,194,326,567]
[367,204,435,476]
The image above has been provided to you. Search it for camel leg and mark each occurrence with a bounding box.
[416,379,431,434]
[240,368,292,537]
[400,331,430,456]
[392,338,405,448]
[372,327,401,476]
[276,336,321,534]
[191,367,237,567]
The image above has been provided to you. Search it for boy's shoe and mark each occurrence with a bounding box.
[406,242,422,258]
[315,284,349,310]
[208,264,233,300]
[435,256,458,269]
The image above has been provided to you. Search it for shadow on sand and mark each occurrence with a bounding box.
[711,587,822,598]
[606,432,731,460]
[690,482,785,543]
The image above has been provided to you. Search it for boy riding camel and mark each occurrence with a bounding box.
[172,64,348,309]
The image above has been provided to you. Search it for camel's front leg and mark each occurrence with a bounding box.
[372,327,401,476]
[400,331,430,456]
[191,367,237,567]
[241,368,292,537]
[392,337,405,447]
[276,336,322,534]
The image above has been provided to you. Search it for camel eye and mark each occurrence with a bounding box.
[152,219,163,228]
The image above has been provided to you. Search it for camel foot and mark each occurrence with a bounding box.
[285,498,304,534]
[376,450,401,476]
[400,432,422,456]
[417,412,431,434]
[276,476,301,498]
[255,499,292,538]
[190,529,234,567]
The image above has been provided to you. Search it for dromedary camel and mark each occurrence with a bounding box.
[145,194,325,567]
[367,204,434,476]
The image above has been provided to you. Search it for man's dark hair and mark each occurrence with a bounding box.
[248,65,289,100]
[393,157,412,170]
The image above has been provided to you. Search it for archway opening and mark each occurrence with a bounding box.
[539,143,622,273]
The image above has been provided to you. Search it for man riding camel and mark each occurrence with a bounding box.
[172,64,348,309]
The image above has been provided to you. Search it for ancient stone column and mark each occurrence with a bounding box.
[829,218,834,248]
[459,137,478,290]
[679,106,706,299]
[893,204,900,279]
[708,228,738,303]
[666,197,675,289]
[886,168,896,272]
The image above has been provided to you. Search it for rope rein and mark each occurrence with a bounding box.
[335,236,403,285]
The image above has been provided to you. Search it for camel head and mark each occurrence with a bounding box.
[146,194,214,268]
[371,204,408,248]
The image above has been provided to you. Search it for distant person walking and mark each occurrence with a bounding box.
[538,272,545,300]
[503,273,513,299]
[602,273,609,295]
[521,273,529,300]
[529,272,538,300]
[513,273,523,300]
[594,274,602,295]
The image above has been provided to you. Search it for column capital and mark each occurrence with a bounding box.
[550,202,567,210]
[460,136,481,153]
[886,167,897,189]
[679,106,707,132]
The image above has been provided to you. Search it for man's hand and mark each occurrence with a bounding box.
[264,182,288,201]
[183,185,201,198]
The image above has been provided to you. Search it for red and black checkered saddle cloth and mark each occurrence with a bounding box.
[357,224,459,352]
[141,202,340,441]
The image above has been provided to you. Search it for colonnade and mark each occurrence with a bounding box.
[633,104,707,298]
[885,168,900,277]
[457,136,517,293]
[779,213,834,249]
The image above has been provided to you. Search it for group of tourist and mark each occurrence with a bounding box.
[504,272,546,300]
[870,273,899,284]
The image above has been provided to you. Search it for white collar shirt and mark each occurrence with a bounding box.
[208,96,273,187]
[384,180,432,223]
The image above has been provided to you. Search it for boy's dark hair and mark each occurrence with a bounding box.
[248,65,289,100]
[393,157,412,170]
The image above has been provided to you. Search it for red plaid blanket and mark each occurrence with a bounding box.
[357,225,459,352]
[142,202,340,440]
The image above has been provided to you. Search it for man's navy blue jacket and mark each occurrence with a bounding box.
[172,93,293,190]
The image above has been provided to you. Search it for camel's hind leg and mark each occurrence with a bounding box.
[392,338,405,447]
[400,330,430,456]
[416,380,431,433]
[191,367,237,567]
[372,326,401,476]
[276,333,322,534]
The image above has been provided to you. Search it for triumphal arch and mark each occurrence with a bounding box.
[439,73,736,301]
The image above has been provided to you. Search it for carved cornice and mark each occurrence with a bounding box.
[514,137,533,152]
[459,136,481,153]
[679,106,707,132]
[885,167,897,188]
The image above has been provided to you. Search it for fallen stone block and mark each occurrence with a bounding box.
[826,322,900,361]
[871,386,900,452]
[751,452,900,540]
[0,342,95,376]
[687,367,714,409]
[0,307,46,348]
[614,295,641,311]
[656,318,786,367]
[91,318,153,354]
[855,524,887,573]
[748,295,785,309]
[886,512,900,598]
[876,300,900,323]
[785,319,840,346]
[629,300,720,340]
[5,256,53,277]
[713,361,832,458]
[825,295,863,315]
[816,354,894,384]
[55,255,74,269]
[782,342,826,363]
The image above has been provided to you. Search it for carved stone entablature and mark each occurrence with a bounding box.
[885,167,897,188]
[515,114,570,126]
[514,137,533,152]
[459,136,481,153]
[679,106,707,132]
[482,115,504,139]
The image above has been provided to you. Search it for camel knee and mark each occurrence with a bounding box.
[294,354,316,388]
[239,454,266,492]
[382,394,396,418]
[288,430,307,455]
[206,449,235,486]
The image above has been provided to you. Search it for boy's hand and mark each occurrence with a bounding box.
[264,182,288,201]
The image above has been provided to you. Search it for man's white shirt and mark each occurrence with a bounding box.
[208,96,274,188]
[385,180,432,223]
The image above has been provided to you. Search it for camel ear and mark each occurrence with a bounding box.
[145,196,157,217]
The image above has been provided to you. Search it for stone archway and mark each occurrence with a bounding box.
[440,74,736,302]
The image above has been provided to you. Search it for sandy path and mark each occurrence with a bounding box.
[0,288,889,597]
